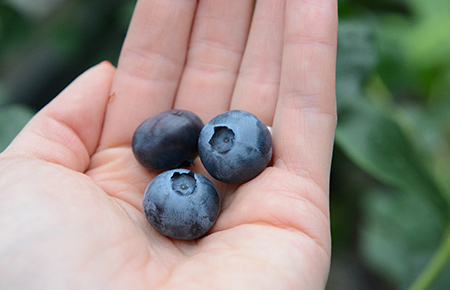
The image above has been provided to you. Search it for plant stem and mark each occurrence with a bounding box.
[409,227,450,290]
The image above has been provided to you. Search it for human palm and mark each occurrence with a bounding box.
[0,0,338,289]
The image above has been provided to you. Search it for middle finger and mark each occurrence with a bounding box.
[174,0,255,122]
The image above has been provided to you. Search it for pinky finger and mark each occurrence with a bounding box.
[272,0,338,190]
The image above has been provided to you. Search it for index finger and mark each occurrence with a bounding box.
[99,0,198,149]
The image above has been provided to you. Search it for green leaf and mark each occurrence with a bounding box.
[335,99,450,220]
[360,187,449,289]
[0,82,8,106]
[403,16,450,71]
[0,104,35,152]
[397,102,450,195]
[376,7,450,101]
[408,0,450,19]
[409,228,450,290]
[336,19,378,108]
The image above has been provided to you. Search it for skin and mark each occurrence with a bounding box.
[0,0,338,289]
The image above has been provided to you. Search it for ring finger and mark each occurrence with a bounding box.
[230,0,286,126]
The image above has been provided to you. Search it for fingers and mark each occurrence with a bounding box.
[230,0,286,126]
[174,0,255,122]
[272,0,338,189]
[3,62,115,172]
[99,0,198,148]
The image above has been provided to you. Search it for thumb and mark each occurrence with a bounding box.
[2,61,115,172]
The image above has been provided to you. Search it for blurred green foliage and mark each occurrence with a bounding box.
[1,0,449,289]
[331,0,450,289]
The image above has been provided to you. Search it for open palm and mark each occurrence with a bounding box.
[0,0,338,289]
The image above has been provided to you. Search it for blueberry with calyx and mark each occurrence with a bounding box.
[198,110,272,184]
[143,169,221,240]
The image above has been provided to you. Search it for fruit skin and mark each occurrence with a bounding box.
[198,110,273,184]
[143,169,221,240]
[132,110,204,171]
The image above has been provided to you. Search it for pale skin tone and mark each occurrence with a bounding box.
[0,0,337,289]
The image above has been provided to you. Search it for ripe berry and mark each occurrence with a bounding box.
[132,110,203,171]
[198,110,272,184]
[143,169,221,240]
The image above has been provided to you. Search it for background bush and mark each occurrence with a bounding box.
[1,0,449,289]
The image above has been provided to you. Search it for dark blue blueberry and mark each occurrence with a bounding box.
[198,110,272,184]
[132,110,204,171]
[143,169,221,240]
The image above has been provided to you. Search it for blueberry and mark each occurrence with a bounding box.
[143,169,221,240]
[198,110,272,184]
[132,110,204,171]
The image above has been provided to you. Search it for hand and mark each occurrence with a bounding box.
[0,0,338,289]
